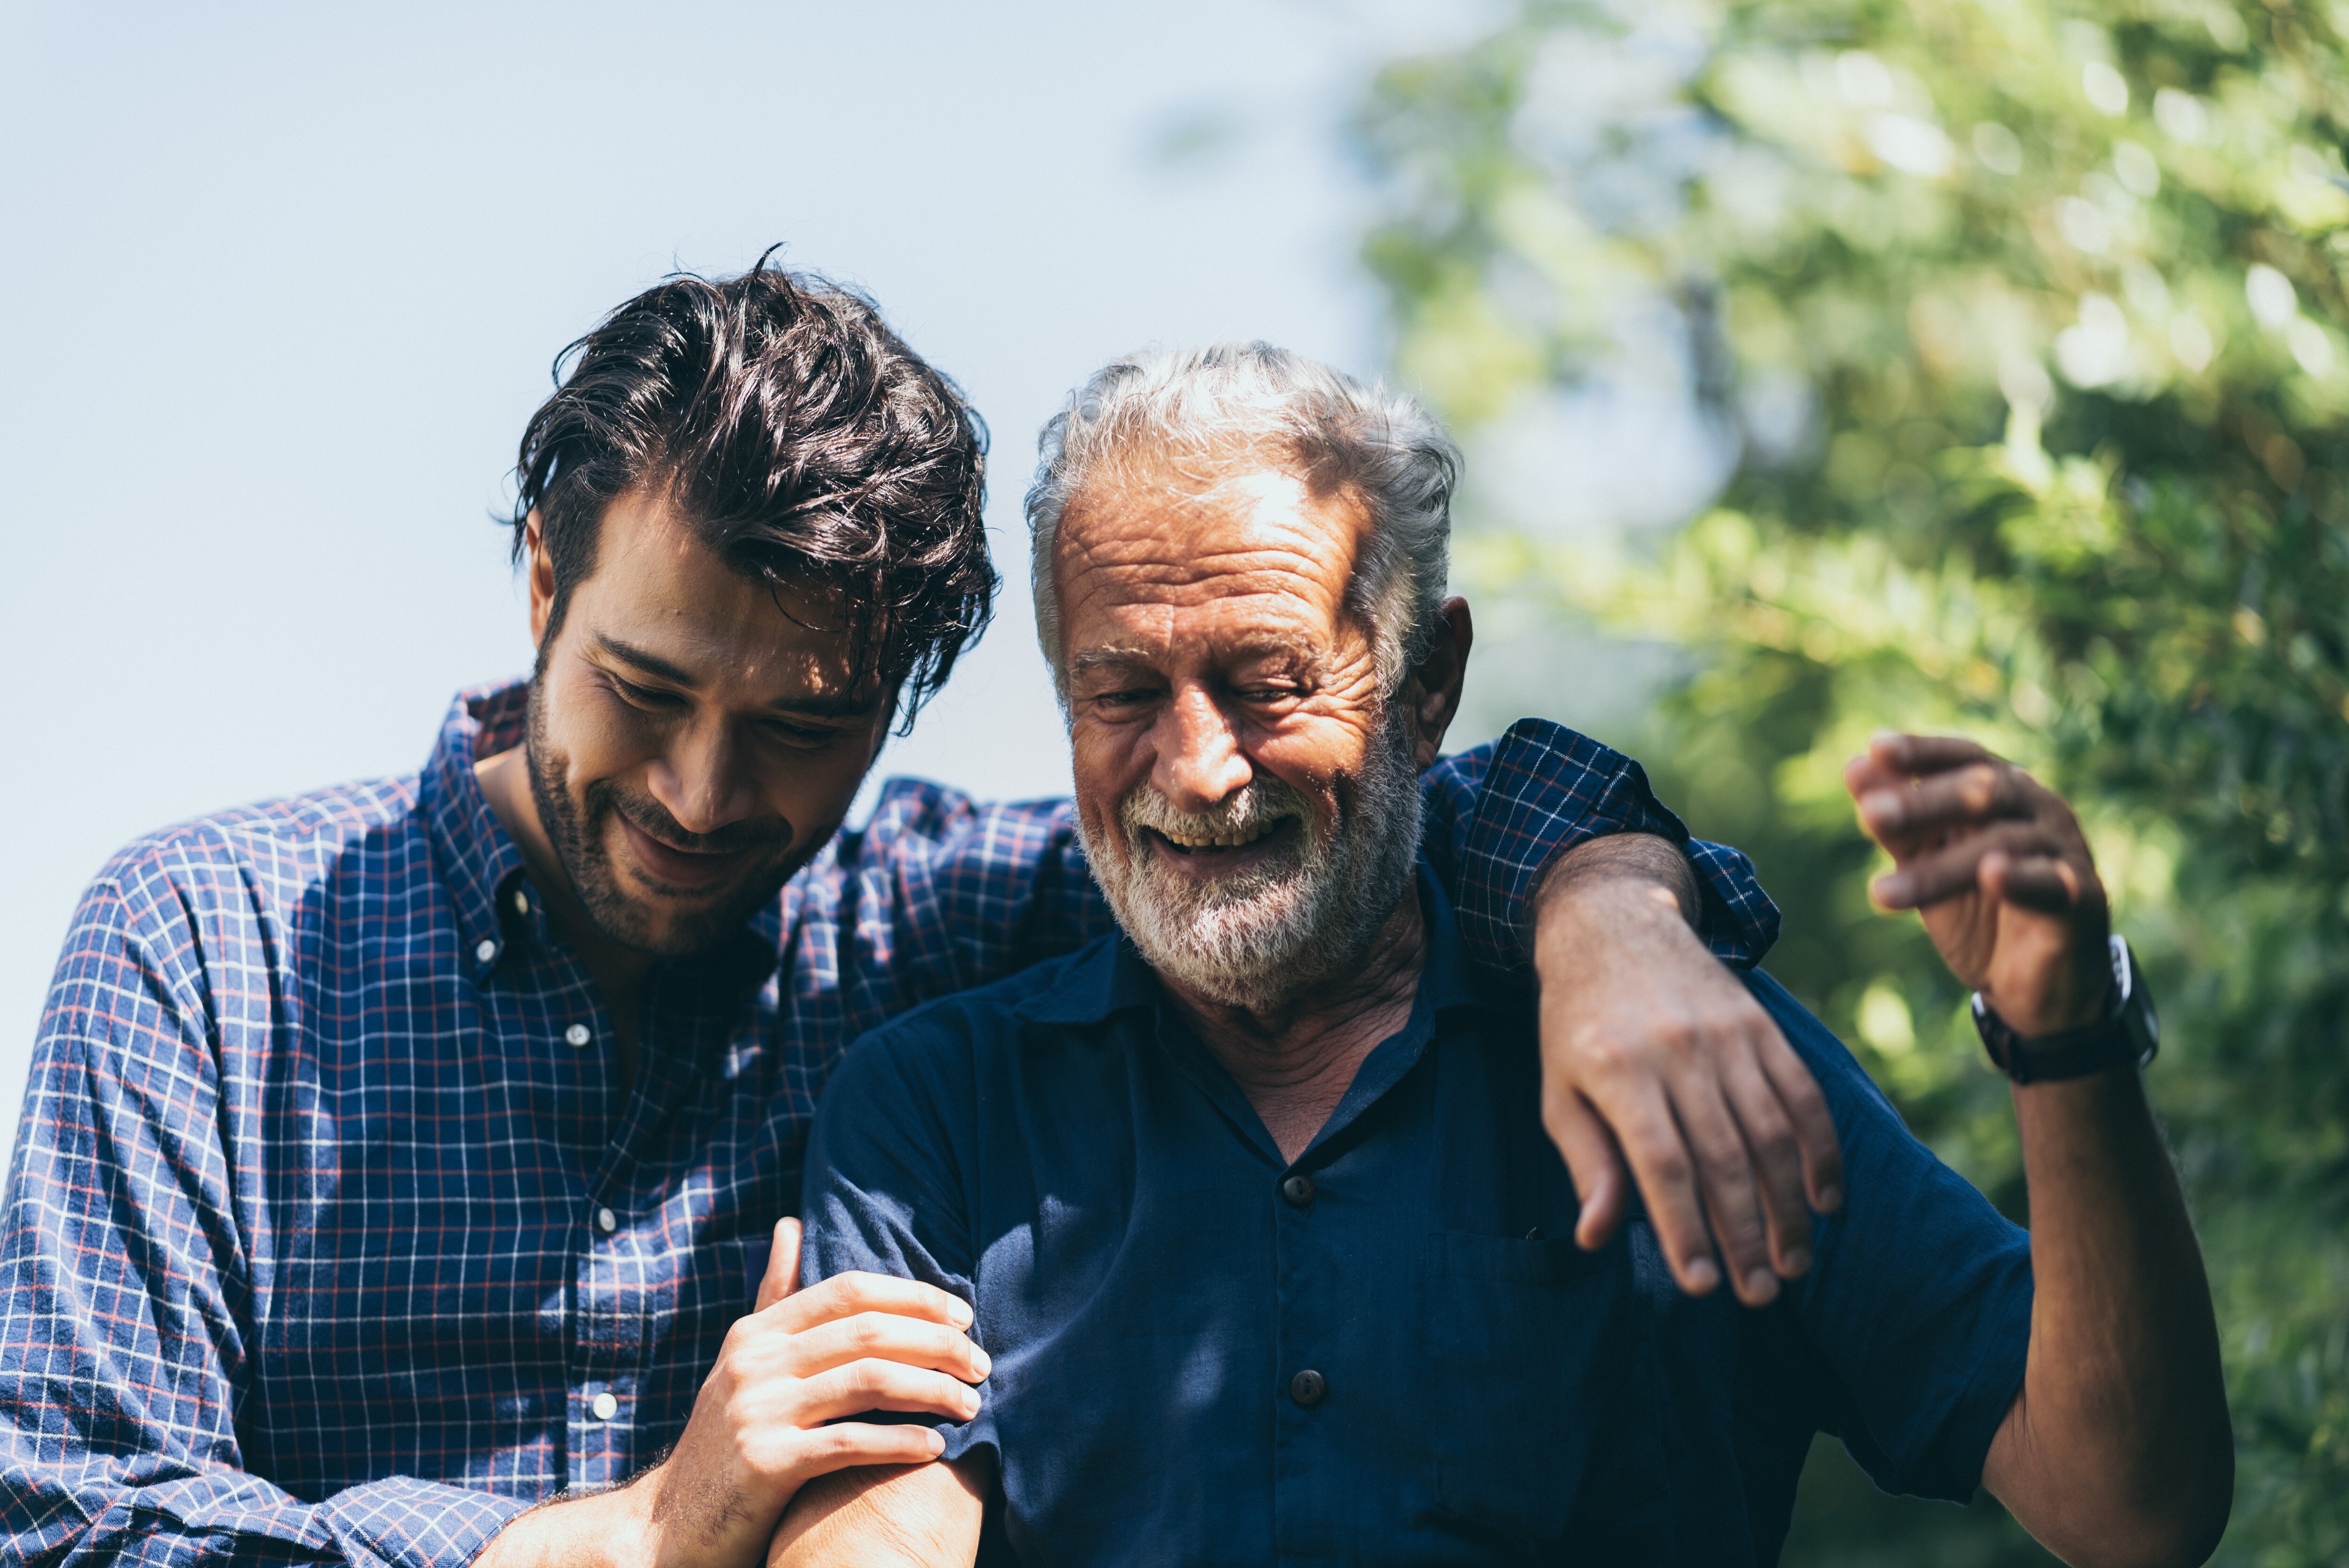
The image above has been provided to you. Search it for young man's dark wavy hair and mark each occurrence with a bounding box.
[509,250,995,728]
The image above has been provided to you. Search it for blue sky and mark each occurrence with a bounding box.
[0,0,1521,1127]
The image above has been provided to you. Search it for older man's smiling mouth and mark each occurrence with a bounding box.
[1146,818,1297,856]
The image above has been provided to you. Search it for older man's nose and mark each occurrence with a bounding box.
[1153,686,1253,811]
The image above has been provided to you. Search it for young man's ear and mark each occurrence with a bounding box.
[525,509,557,648]
[1405,597,1474,770]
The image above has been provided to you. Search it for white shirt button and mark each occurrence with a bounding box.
[566,1024,592,1048]
[474,939,498,964]
[591,1391,619,1421]
[512,889,530,916]
[595,1206,617,1234]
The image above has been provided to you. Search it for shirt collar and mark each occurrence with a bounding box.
[1014,854,1506,1029]
[418,680,534,979]
[418,679,786,995]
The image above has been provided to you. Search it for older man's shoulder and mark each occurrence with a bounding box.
[850,931,1127,1060]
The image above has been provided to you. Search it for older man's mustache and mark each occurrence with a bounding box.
[1119,779,1319,859]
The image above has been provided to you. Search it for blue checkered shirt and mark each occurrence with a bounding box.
[0,681,1774,1567]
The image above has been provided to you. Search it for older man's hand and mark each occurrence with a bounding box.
[1531,836,1843,1306]
[1846,732,2113,1036]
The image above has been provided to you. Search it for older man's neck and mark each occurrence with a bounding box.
[1163,893,1427,1164]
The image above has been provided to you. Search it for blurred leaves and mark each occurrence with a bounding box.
[1361,0,2349,1559]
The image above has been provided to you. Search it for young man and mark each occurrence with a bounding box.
[0,264,1836,1568]
[776,343,2231,1566]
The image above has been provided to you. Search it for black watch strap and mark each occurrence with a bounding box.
[1972,935,2160,1085]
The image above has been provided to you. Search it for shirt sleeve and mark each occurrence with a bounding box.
[795,1016,994,1466]
[0,868,527,1568]
[1746,971,2035,1503]
[834,781,1113,1007]
[1437,719,1782,973]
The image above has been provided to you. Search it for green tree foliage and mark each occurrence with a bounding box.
[1358,0,2349,1559]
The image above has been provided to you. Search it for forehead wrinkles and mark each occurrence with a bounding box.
[1057,469,1362,605]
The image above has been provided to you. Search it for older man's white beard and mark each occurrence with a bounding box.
[1080,713,1425,1012]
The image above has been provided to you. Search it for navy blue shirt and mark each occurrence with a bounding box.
[801,867,2034,1565]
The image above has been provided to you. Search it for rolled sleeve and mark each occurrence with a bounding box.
[1449,719,1781,972]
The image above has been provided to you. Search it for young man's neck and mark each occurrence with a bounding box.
[474,746,652,1091]
[1158,892,1427,1164]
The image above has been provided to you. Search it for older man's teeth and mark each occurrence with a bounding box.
[1161,821,1280,850]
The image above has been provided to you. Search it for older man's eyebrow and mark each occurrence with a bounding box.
[1068,636,1328,679]
[1068,644,1158,676]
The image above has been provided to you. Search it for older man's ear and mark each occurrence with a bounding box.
[1406,597,1475,769]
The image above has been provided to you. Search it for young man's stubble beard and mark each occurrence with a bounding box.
[1081,698,1426,1011]
[521,675,813,957]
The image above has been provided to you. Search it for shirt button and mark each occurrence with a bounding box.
[595,1207,617,1234]
[1281,1174,1316,1208]
[1289,1369,1327,1408]
[512,889,531,916]
[474,939,498,964]
[566,1024,592,1048]
[591,1391,619,1421]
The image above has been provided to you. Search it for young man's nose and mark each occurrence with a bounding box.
[647,722,761,837]
[1151,684,1253,812]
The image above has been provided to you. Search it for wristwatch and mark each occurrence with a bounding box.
[1971,934,2160,1085]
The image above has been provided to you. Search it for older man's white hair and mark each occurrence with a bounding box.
[1024,342,1460,705]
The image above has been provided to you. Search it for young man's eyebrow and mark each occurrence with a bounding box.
[593,635,701,688]
[595,636,880,719]
[764,690,884,720]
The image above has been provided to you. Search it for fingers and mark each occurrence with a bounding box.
[796,1358,986,1428]
[1543,1087,1628,1251]
[1860,730,1997,779]
[1753,1025,1843,1215]
[1852,762,2036,854]
[773,1270,974,1335]
[1978,848,2089,915]
[1872,820,2075,910]
[1671,1080,1782,1306]
[1597,1079,1722,1296]
[790,1427,949,1478]
[1717,1050,1815,1280]
[755,1217,801,1313]
[786,1311,991,1385]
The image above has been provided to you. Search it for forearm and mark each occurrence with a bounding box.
[1535,832,1703,934]
[769,1460,985,1568]
[475,1486,647,1568]
[1988,1068,2231,1565]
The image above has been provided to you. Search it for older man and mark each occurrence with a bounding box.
[771,344,2232,1566]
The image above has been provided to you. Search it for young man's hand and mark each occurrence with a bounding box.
[476,1218,987,1568]
[1530,836,1843,1308]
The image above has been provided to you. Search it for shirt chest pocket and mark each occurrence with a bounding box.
[1422,1231,1667,1560]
